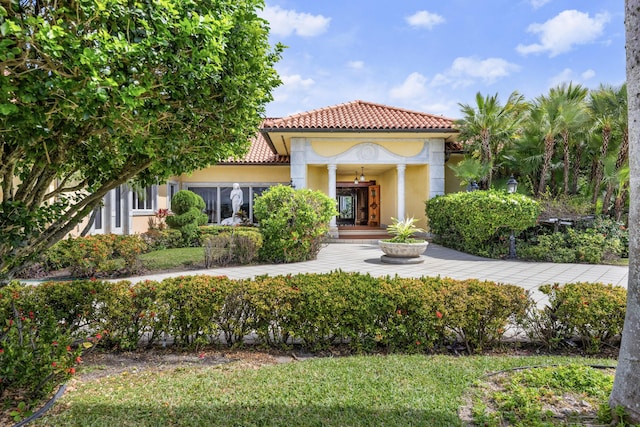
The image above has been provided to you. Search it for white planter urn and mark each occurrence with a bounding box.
[379,240,428,264]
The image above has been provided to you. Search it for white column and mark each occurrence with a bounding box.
[429,139,446,198]
[397,164,406,221]
[290,138,308,189]
[327,164,339,238]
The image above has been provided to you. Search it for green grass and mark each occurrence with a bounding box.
[139,247,205,271]
[35,355,616,427]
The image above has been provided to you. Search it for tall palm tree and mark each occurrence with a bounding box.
[550,83,589,195]
[588,84,628,208]
[526,92,562,195]
[609,0,639,422]
[595,84,629,216]
[456,91,527,189]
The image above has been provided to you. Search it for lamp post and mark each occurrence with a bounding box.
[506,175,518,259]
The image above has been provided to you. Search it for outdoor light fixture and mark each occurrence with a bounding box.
[354,171,359,185]
[506,175,518,194]
[506,175,518,259]
[359,167,366,182]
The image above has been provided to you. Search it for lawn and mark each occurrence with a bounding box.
[35,354,616,427]
[139,247,206,271]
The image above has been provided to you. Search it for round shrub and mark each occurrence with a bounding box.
[166,190,208,246]
[253,185,337,263]
[426,190,541,258]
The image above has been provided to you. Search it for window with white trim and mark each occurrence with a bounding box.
[132,185,156,212]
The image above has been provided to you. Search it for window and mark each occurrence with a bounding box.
[168,182,179,206]
[93,203,103,231]
[115,185,122,227]
[132,185,155,211]
[186,184,274,224]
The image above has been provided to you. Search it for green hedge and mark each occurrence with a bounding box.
[426,190,541,258]
[1,275,627,420]
[6,273,626,355]
[254,185,337,263]
[44,234,148,277]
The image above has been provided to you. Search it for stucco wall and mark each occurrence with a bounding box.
[179,165,290,184]
[445,154,464,194]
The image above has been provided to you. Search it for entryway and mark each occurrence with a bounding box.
[336,183,381,227]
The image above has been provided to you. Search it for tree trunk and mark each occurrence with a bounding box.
[603,133,629,216]
[562,131,570,195]
[571,142,583,194]
[537,135,554,195]
[609,0,640,422]
[481,130,493,188]
[592,128,611,206]
[614,182,629,221]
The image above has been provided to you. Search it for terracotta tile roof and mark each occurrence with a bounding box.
[220,121,289,165]
[262,100,457,131]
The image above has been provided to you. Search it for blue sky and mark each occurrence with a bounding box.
[258,0,625,120]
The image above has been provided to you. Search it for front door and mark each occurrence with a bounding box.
[336,185,372,226]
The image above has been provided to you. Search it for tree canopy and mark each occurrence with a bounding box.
[0,0,283,282]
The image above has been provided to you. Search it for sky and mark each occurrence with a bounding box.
[258,0,626,120]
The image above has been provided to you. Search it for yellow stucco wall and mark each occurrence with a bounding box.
[405,165,429,229]
[445,154,464,194]
[311,139,426,157]
[179,165,290,184]
[307,165,327,191]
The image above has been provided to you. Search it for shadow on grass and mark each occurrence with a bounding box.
[42,402,463,427]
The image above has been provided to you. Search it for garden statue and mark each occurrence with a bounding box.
[221,183,243,225]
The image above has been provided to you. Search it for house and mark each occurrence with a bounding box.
[88,100,462,237]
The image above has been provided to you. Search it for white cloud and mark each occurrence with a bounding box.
[272,74,315,103]
[347,60,365,70]
[548,68,575,87]
[548,68,597,87]
[281,74,315,89]
[447,56,521,86]
[406,11,445,30]
[389,72,428,100]
[260,5,330,37]
[530,0,551,9]
[516,10,611,57]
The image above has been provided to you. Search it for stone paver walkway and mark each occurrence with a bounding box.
[130,242,629,306]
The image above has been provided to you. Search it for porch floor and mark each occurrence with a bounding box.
[329,225,390,243]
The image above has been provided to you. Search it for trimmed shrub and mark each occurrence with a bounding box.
[166,190,208,246]
[203,228,263,267]
[517,227,626,264]
[43,234,147,277]
[426,190,541,258]
[155,276,226,346]
[141,228,183,251]
[98,280,160,350]
[254,185,338,263]
[429,278,531,353]
[0,282,100,422]
[525,282,627,353]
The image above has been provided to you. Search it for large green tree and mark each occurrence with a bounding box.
[0,0,283,283]
[609,0,640,422]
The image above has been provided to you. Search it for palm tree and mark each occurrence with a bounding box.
[609,0,639,422]
[551,83,589,195]
[588,84,628,208]
[526,92,562,195]
[456,91,527,189]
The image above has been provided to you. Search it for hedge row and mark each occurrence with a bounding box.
[4,272,626,353]
[0,273,627,420]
